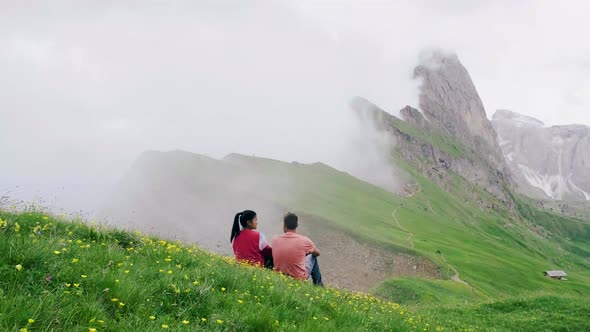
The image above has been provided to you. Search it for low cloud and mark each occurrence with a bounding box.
[2,0,588,214]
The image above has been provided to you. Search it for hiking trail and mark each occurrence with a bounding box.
[439,254,471,287]
[399,186,471,288]
[392,206,414,249]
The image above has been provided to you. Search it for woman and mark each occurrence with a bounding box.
[230,210,272,268]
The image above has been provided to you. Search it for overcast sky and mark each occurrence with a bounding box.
[1,0,589,212]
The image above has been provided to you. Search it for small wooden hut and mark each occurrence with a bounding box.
[543,270,567,280]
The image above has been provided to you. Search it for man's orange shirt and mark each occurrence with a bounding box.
[271,232,317,280]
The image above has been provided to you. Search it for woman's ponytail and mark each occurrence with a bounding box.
[230,212,242,243]
[230,210,257,243]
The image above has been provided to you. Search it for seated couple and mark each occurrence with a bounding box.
[230,210,323,286]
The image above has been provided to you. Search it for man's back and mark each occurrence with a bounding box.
[271,232,316,280]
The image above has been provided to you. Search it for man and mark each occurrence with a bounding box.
[271,213,323,286]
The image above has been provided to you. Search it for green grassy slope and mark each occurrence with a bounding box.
[4,208,590,331]
[0,212,429,332]
[116,149,590,302]
[422,295,590,331]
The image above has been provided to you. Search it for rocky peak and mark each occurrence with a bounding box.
[399,105,427,129]
[414,52,502,161]
[350,53,515,205]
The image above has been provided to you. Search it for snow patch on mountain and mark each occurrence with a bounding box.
[517,164,589,201]
[570,181,590,201]
[492,110,590,202]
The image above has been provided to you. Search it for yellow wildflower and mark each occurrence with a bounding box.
[89,328,97,332]
[149,316,156,320]
[54,251,61,255]
[221,287,226,292]
[72,258,79,263]
[182,320,189,325]
[192,281,199,285]
[115,279,119,283]
[216,319,223,325]
[161,324,169,329]
[28,319,35,324]
[119,302,125,307]
[124,270,130,274]
[15,222,20,232]
[73,283,80,288]
[19,329,28,332]
[81,275,87,278]
[238,299,243,304]
[16,264,23,272]
[111,298,118,302]
[201,318,207,322]
[167,270,173,274]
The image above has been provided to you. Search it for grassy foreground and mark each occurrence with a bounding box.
[0,211,438,332]
[3,210,590,331]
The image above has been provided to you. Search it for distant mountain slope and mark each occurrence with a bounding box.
[102,149,590,302]
[101,150,440,292]
[492,109,590,201]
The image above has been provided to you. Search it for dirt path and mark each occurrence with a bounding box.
[438,253,471,286]
[426,200,437,215]
[397,184,476,289]
[392,206,415,249]
[449,265,469,286]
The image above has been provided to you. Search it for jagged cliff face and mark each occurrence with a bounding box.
[352,53,514,205]
[492,110,590,201]
[413,53,506,168]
